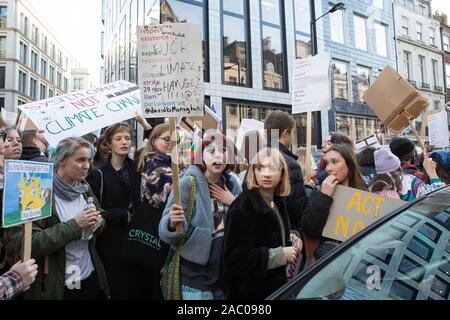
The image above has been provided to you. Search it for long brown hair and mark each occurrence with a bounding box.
[137,123,170,172]
[326,144,367,190]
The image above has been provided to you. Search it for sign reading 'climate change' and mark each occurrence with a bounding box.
[137,23,204,118]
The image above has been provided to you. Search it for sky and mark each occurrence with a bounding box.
[29,0,103,85]
[27,0,450,88]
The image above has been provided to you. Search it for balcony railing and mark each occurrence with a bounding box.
[420,83,431,90]
[434,85,443,93]
[408,80,417,88]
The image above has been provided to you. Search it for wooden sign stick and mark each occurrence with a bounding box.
[22,222,32,262]
[401,113,426,155]
[304,111,312,181]
[169,118,182,234]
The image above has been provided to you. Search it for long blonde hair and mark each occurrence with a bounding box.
[137,123,170,172]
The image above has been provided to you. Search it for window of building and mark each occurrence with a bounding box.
[261,0,286,92]
[429,28,435,46]
[19,41,28,65]
[119,16,125,80]
[295,34,311,59]
[0,66,5,88]
[49,65,55,84]
[0,6,7,28]
[375,22,387,57]
[51,43,55,60]
[18,70,27,94]
[432,59,438,89]
[0,36,6,58]
[57,71,62,89]
[161,0,209,82]
[222,0,250,87]
[336,114,381,141]
[144,0,159,25]
[20,14,28,36]
[330,3,344,44]
[443,34,449,51]
[31,51,38,72]
[30,77,37,99]
[403,51,412,80]
[0,97,4,108]
[73,78,84,91]
[354,15,367,51]
[31,25,39,45]
[446,64,450,89]
[18,99,26,106]
[40,83,47,99]
[419,55,426,86]
[356,66,371,103]
[416,22,422,41]
[41,58,47,78]
[48,89,54,98]
[332,60,348,100]
[41,35,47,53]
[401,16,409,36]
[129,0,138,83]
[294,0,310,34]
[64,77,68,92]
[373,0,383,9]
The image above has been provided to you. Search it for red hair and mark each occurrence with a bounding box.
[193,131,235,172]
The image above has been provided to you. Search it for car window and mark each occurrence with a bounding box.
[292,191,450,300]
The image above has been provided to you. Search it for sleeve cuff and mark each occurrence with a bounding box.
[267,246,287,270]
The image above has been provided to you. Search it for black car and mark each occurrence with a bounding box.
[268,186,450,300]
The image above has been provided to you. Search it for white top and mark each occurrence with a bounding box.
[55,194,94,284]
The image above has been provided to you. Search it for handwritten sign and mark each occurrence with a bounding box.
[137,23,204,118]
[322,185,406,242]
[428,110,449,148]
[17,81,140,146]
[235,119,265,152]
[292,53,331,114]
[355,135,381,152]
[2,160,54,228]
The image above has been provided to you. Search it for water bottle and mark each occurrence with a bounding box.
[81,197,95,240]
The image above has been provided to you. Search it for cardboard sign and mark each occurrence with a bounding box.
[428,110,450,148]
[2,160,54,228]
[355,135,382,152]
[178,105,221,137]
[137,23,204,118]
[292,53,331,114]
[363,66,428,133]
[322,185,406,242]
[17,81,140,146]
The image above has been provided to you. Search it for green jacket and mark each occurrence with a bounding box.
[6,188,110,300]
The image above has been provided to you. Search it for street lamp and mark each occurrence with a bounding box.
[310,2,345,56]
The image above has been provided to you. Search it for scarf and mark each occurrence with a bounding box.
[53,174,89,201]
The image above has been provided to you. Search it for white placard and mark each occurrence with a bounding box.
[292,53,331,114]
[18,81,140,146]
[137,23,204,118]
[235,119,265,151]
[1,109,17,127]
[428,110,449,148]
[355,134,382,152]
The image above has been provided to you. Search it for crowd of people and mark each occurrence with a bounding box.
[0,110,448,300]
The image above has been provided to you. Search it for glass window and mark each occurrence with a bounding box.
[332,61,348,100]
[0,97,4,108]
[279,191,450,300]
[129,0,138,83]
[429,28,435,46]
[0,6,7,28]
[31,51,38,72]
[41,58,47,78]
[119,16,125,80]
[419,55,426,85]
[432,60,438,88]
[48,89,54,98]
[223,3,250,87]
[223,0,244,15]
[354,15,367,51]
[356,66,371,104]
[18,70,27,94]
[294,0,310,34]
[373,0,383,9]
[40,83,46,99]
[0,66,5,89]
[19,41,28,65]
[375,22,387,57]
[443,35,449,52]
[446,64,450,89]
[162,0,208,81]
[49,65,55,84]
[261,0,280,25]
[403,51,411,80]
[417,22,422,41]
[30,77,37,99]
[330,3,344,44]
[401,16,409,36]
[262,24,285,91]
[64,77,68,92]
[57,72,62,89]
[295,33,311,59]
[0,36,6,58]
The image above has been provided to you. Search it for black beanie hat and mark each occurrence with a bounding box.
[389,137,415,161]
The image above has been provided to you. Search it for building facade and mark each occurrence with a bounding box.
[393,0,445,130]
[70,68,91,92]
[0,0,74,112]
[433,12,450,103]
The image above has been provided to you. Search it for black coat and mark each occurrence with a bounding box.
[86,157,140,299]
[20,147,48,163]
[278,143,309,232]
[300,190,333,239]
[223,186,291,300]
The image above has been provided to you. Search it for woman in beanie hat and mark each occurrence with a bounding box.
[389,137,423,179]
[374,149,446,202]
[422,150,450,184]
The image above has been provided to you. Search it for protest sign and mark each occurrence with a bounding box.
[137,23,204,118]
[235,119,265,152]
[428,110,450,148]
[355,135,381,152]
[2,160,54,228]
[292,53,331,114]
[322,185,406,242]
[17,81,140,146]
[363,66,428,134]
[1,108,18,127]
[178,105,221,137]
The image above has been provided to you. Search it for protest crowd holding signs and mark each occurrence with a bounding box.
[0,21,449,302]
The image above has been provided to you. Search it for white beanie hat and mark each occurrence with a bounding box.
[374,149,401,174]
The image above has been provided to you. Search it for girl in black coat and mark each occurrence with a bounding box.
[223,148,302,300]
[87,123,140,300]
